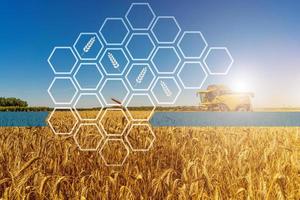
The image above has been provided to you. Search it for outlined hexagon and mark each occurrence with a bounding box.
[99,78,129,106]
[100,108,129,136]
[178,62,208,89]
[126,94,155,121]
[99,48,129,76]
[99,18,129,45]
[151,16,181,44]
[125,3,156,30]
[151,77,181,105]
[100,139,130,167]
[74,93,103,121]
[203,47,234,75]
[73,123,104,151]
[48,47,78,74]
[151,47,181,74]
[178,31,207,59]
[126,33,155,61]
[73,32,103,60]
[126,123,155,152]
[125,63,156,91]
[48,77,78,105]
[48,107,78,135]
[73,63,103,90]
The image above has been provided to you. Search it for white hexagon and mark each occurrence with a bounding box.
[74,93,103,121]
[151,16,181,44]
[48,77,78,105]
[99,18,129,45]
[48,47,78,75]
[48,107,78,135]
[125,93,156,121]
[125,123,155,152]
[203,47,234,75]
[125,63,156,91]
[73,32,103,60]
[125,3,156,30]
[178,62,208,89]
[177,31,207,59]
[73,63,103,91]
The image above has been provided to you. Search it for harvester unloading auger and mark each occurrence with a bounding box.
[197,85,254,111]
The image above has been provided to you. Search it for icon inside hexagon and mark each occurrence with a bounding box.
[125,63,155,91]
[48,47,78,74]
[48,107,78,135]
[73,33,103,60]
[74,94,103,121]
[99,48,129,75]
[126,123,155,151]
[151,77,181,105]
[74,63,103,90]
[100,139,129,166]
[100,108,129,136]
[126,3,155,30]
[99,18,129,45]
[74,123,104,151]
[203,47,234,75]
[126,94,155,121]
[126,33,155,61]
[151,16,181,44]
[99,78,129,106]
[48,77,78,104]
[151,47,181,74]
[178,31,207,59]
[178,62,208,89]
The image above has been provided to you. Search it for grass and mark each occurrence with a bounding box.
[0,110,299,199]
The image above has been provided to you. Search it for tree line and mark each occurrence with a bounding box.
[0,97,28,107]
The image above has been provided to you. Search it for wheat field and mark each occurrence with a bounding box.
[0,111,299,199]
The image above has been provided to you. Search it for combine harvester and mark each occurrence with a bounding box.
[197,84,254,111]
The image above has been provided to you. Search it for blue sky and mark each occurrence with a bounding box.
[0,0,300,107]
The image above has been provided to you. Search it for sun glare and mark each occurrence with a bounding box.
[231,79,253,93]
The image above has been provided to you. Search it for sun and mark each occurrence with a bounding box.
[231,79,252,93]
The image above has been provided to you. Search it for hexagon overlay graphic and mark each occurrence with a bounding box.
[178,31,207,59]
[48,77,78,105]
[125,63,156,91]
[48,107,78,135]
[48,47,78,74]
[151,77,181,105]
[203,47,234,75]
[74,93,103,121]
[99,78,129,106]
[74,63,103,90]
[73,33,103,60]
[126,94,155,121]
[99,18,129,45]
[100,108,129,136]
[99,48,129,75]
[126,3,155,30]
[178,62,208,89]
[100,139,129,166]
[151,47,181,74]
[126,33,155,61]
[126,123,155,152]
[73,123,104,151]
[151,16,181,44]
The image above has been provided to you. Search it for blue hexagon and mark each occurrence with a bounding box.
[73,33,103,60]
[178,62,207,89]
[151,16,181,44]
[99,18,129,45]
[151,47,181,74]
[126,3,155,30]
[99,79,129,106]
[48,47,78,74]
[178,31,207,59]
[74,63,103,90]
[126,33,155,61]
[48,77,78,104]
[99,48,129,75]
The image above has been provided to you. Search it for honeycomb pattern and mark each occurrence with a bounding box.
[47,2,234,166]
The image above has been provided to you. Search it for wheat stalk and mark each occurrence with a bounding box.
[107,52,120,71]
[82,36,96,55]
[160,80,172,97]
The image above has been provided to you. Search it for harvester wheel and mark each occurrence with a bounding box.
[218,104,229,112]
[236,105,250,112]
